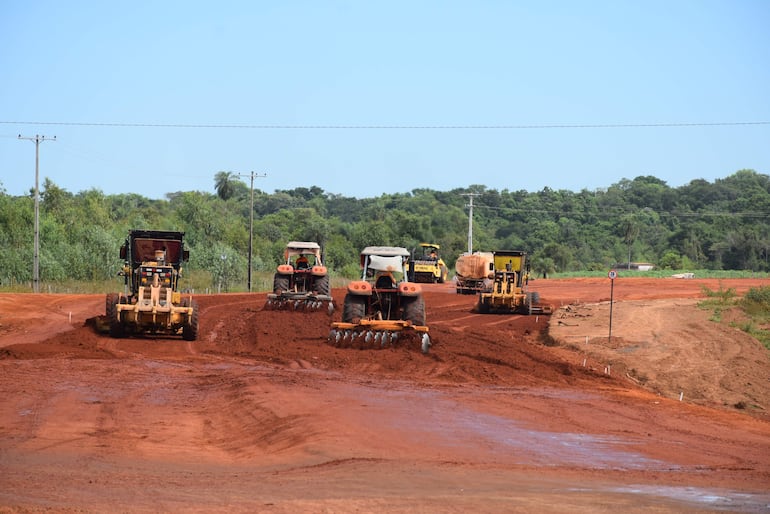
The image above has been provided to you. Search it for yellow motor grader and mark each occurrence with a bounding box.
[475,250,552,315]
[105,230,198,339]
[265,241,334,313]
[329,246,431,353]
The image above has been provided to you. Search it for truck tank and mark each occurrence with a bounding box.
[454,252,494,294]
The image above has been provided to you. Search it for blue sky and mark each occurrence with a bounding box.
[1,1,768,200]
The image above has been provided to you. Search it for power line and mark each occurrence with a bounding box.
[1,120,769,130]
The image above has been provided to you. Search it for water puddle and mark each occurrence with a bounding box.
[607,485,770,513]
[368,388,670,470]
[353,387,769,510]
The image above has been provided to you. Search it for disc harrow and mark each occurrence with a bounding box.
[265,292,335,314]
[328,319,431,354]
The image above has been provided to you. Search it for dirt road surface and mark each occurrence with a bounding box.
[1,277,769,513]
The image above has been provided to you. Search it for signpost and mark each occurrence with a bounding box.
[608,270,617,343]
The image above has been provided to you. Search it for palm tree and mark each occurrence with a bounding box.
[214,171,236,200]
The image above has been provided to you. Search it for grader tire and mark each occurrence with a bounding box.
[106,294,124,338]
[342,294,366,324]
[476,297,491,314]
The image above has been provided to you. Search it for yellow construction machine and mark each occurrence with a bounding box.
[408,243,448,284]
[475,250,552,315]
[105,230,198,339]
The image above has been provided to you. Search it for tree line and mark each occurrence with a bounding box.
[1,169,769,290]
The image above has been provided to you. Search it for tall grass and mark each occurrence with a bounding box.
[697,284,770,350]
[737,286,770,350]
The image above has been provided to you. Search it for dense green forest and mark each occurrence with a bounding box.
[1,169,769,291]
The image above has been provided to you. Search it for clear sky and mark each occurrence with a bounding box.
[1,1,768,200]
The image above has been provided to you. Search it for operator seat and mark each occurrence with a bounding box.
[375,274,396,289]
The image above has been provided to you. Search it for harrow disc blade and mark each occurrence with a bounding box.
[421,333,431,354]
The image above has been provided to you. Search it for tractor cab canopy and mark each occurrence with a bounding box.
[360,246,409,268]
[360,246,409,282]
[368,254,405,272]
[283,241,323,265]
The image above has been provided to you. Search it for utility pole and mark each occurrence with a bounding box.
[235,171,267,292]
[460,193,480,254]
[18,134,56,293]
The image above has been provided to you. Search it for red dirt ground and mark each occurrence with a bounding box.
[1,277,769,512]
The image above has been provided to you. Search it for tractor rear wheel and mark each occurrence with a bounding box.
[342,294,366,323]
[401,295,426,326]
[312,274,330,296]
[182,300,199,341]
[273,274,290,294]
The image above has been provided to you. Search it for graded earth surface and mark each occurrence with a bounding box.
[1,277,769,513]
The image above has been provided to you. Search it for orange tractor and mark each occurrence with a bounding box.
[329,246,431,353]
[265,241,334,313]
